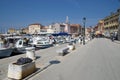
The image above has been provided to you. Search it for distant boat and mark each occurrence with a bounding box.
[28,36,53,48]
[35,39,53,48]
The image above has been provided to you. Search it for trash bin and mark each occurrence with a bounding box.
[25,47,36,60]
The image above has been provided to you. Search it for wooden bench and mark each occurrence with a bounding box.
[57,47,69,56]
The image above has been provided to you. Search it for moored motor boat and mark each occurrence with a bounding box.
[0,41,13,57]
[28,37,53,48]
[13,38,31,53]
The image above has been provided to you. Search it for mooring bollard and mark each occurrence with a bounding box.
[26,47,36,60]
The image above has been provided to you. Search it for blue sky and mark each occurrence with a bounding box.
[0,0,120,31]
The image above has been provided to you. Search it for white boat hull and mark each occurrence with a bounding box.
[13,46,27,54]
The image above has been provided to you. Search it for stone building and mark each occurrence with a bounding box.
[28,23,43,34]
[51,23,69,33]
[70,24,81,35]
[96,20,104,35]
[8,28,16,34]
[103,9,120,37]
[22,27,29,34]
[47,25,54,33]
[118,10,120,40]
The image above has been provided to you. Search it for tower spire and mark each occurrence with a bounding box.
[65,16,70,33]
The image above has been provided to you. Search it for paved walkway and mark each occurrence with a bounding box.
[0,43,70,80]
[29,38,120,80]
[114,40,120,44]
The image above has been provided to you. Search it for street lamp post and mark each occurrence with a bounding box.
[83,17,86,45]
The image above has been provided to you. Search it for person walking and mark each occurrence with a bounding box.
[111,33,115,42]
